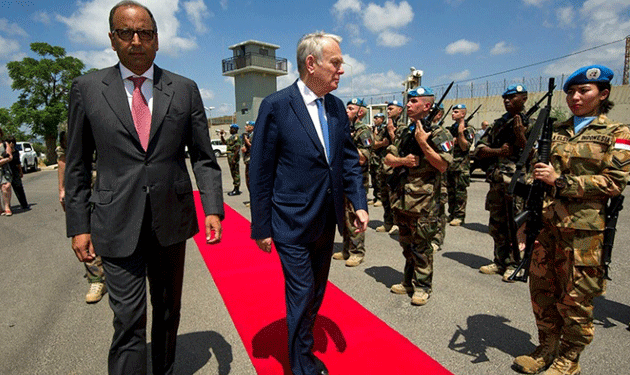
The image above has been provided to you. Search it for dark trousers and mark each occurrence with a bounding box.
[101,205,186,375]
[274,216,336,375]
[11,175,28,208]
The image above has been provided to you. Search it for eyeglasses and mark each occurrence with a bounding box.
[113,29,156,41]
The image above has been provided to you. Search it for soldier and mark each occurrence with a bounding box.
[474,84,529,282]
[241,120,254,206]
[431,103,448,252]
[446,104,475,226]
[513,66,630,375]
[370,113,386,206]
[221,123,242,196]
[56,123,106,303]
[375,100,404,235]
[334,97,372,267]
[384,87,453,306]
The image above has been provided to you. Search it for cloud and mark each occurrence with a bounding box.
[0,65,12,87]
[199,88,215,100]
[0,18,28,37]
[556,6,575,28]
[56,0,199,57]
[448,69,471,81]
[544,0,630,75]
[523,0,548,6]
[32,11,52,25]
[346,23,366,46]
[68,49,119,70]
[445,39,480,55]
[0,36,21,60]
[342,54,366,76]
[377,30,410,47]
[362,1,414,33]
[220,0,228,10]
[490,41,516,55]
[216,102,234,116]
[332,0,362,20]
[183,0,213,34]
[337,70,404,97]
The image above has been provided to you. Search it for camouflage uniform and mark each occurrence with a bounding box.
[56,129,105,285]
[529,115,630,360]
[225,133,241,189]
[370,124,385,202]
[377,116,402,230]
[342,121,372,258]
[474,112,530,271]
[387,122,453,293]
[446,122,475,222]
[242,131,253,190]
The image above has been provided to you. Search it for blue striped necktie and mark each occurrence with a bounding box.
[315,98,330,156]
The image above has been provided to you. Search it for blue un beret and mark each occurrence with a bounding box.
[230,123,239,129]
[347,98,366,107]
[374,113,385,118]
[407,86,434,97]
[432,102,444,110]
[563,65,614,93]
[453,104,466,110]
[388,100,403,108]
[502,84,527,98]
[245,121,255,126]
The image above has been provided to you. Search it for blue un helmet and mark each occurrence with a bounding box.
[563,65,614,93]
[502,84,527,98]
[407,86,435,98]
[347,98,367,107]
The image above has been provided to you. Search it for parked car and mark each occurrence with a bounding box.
[210,139,227,157]
[15,141,38,172]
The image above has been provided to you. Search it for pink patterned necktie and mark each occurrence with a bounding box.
[129,76,151,151]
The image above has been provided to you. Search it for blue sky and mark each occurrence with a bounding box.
[0,0,629,118]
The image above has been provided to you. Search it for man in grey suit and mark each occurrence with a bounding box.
[64,2,223,374]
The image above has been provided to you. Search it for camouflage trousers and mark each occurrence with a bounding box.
[393,210,438,292]
[370,162,380,201]
[433,174,448,248]
[485,181,522,269]
[342,197,365,257]
[244,162,250,192]
[377,168,394,227]
[227,153,240,188]
[529,225,605,353]
[446,170,470,221]
[85,255,105,283]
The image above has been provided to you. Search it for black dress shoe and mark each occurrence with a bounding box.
[227,189,241,196]
[311,355,329,375]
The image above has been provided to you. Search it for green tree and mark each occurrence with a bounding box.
[0,107,25,139]
[7,42,84,164]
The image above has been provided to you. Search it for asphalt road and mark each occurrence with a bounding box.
[1,157,629,375]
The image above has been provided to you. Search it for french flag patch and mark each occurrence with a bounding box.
[440,140,454,152]
[614,138,630,151]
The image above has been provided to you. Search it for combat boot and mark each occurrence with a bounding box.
[390,283,414,294]
[542,344,581,375]
[410,289,430,306]
[479,262,505,275]
[227,188,241,196]
[86,282,107,304]
[375,224,392,232]
[513,333,559,374]
[345,254,364,267]
[449,218,463,226]
[388,225,399,235]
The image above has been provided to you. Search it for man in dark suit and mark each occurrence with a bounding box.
[249,32,368,375]
[64,2,223,374]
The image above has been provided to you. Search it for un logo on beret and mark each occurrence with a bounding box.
[351,98,358,104]
[516,85,523,92]
[586,68,601,79]
[417,88,425,95]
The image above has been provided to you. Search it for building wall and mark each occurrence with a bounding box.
[234,72,278,127]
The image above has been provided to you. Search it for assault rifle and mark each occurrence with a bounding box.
[473,88,554,172]
[506,78,555,282]
[387,81,453,188]
[438,105,453,126]
[603,195,624,279]
[465,104,482,123]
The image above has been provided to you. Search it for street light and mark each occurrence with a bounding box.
[204,106,215,127]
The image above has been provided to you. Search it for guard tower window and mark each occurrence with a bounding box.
[259,48,268,56]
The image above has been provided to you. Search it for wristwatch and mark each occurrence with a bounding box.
[554,175,568,191]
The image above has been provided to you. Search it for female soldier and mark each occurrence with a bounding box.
[513,65,630,375]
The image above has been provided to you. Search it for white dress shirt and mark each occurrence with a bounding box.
[297,79,329,162]
[119,63,154,115]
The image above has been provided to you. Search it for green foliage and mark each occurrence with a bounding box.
[6,42,85,162]
[551,106,569,123]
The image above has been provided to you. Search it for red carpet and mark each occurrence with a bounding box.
[193,192,453,374]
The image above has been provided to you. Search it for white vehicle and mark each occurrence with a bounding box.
[210,139,227,157]
[15,141,38,172]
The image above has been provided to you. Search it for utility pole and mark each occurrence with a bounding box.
[624,35,630,85]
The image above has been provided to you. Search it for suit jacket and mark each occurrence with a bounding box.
[65,64,224,258]
[249,80,367,244]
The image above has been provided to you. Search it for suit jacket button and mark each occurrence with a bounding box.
[327,188,331,194]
